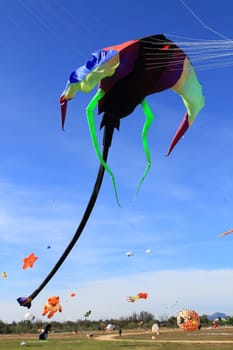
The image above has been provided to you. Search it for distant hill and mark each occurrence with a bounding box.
[207,312,228,321]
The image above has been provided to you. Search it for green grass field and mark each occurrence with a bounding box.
[1,327,233,350]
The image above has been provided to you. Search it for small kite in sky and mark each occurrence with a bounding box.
[219,229,233,237]
[17,34,204,309]
[22,253,38,270]
[127,292,148,302]
[125,251,133,257]
[1,271,7,278]
[70,292,76,297]
[84,310,92,318]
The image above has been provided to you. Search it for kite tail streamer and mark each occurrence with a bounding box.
[136,98,155,195]
[17,123,115,308]
[86,89,120,206]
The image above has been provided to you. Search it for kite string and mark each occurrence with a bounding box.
[179,0,232,41]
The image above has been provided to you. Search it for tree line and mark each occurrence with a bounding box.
[1,311,233,334]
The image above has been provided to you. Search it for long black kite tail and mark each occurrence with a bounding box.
[17,123,115,308]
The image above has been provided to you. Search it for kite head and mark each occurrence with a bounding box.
[60,79,81,130]
[60,50,120,130]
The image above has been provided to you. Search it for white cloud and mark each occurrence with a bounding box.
[1,269,233,323]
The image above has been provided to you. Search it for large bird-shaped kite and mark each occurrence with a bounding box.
[60,33,204,199]
[17,34,204,309]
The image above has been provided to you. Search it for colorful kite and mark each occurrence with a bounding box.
[127,292,148,302]
[22,253,38,270]
[219,229,233,237]
[177,309,200,331]
[60,34,204,198]
[70,292,76,297]
[17,34,204,309]
[42,296,62,319]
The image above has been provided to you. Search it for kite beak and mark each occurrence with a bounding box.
[166,113,190,156]
[60,96,68,130]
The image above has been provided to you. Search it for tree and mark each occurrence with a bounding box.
[139,311,155,323]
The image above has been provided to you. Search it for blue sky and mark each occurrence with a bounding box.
[1,0,233,323]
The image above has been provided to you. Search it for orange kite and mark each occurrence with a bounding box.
[22,253,38,270]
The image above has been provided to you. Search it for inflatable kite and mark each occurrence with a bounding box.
[177,309,200,331]
[152,323,160,334]
[17,34,204,309]
[127,292,148,302]
[42,296,62,319]
[22,253,38,270]
[105,323,115,331]
[60,33,204,199]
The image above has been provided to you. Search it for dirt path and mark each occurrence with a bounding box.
[96,332,140,341]
[95,331,233,344]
